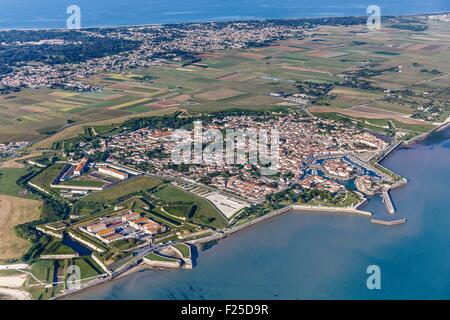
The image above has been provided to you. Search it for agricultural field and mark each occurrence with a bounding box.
[0,165,42,262]
[2,16,447,147]
[305,22,450,125]
[0,195,41,261]
[145,252,179,263]
[0,167,29,197]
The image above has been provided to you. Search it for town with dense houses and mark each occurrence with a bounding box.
[65,114,390,203]
[0,21,311,94]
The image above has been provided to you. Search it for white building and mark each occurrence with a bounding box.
[98,167,129,180]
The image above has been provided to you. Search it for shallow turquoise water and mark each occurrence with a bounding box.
[71,128,450,300]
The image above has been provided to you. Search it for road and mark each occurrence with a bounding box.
[0,263,30,270]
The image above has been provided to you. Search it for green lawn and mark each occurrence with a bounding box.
[31,260,54,282]
[0,269,23,277]
[145,252,179,263]
[41,240,77,256]
[173,243,191,259]
[30,163,65,190]
[153,185,227,228]
[0,167,29,196]
[339,191,362,207]
[73,257,102,278]
[67,229,109,252]
[144,207,183,227]
[82,176,162,203]
[163,204,197,219]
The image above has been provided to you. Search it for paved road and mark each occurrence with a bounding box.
[0,263,30,270]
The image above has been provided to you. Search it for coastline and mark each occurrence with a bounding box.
[1,11,449,32]
[404,122,450,146]
[56,204,373,300]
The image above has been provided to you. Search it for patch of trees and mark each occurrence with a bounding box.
[335,78,380,91]
[420,68,442,75]
[389,24,428,32]
[14,194,70,263]
[0,30,140,75]
[296,81,334,97]
[14,168,71,262]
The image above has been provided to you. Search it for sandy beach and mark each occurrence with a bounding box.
[0,273,31,300]
[0,287,31,300]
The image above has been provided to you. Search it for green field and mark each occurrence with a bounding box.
[72,257,103,278]
[82,176,162,203]
[173,243,191,259]
[0,167,28,196]
[163,204,197,219]
[30,163,65,191]
[41,240,77,256]
[2,17,445,144]
[30,260,54,283]
[145,252,179,263]
[153,185,227,228]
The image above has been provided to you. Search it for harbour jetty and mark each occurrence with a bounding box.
[371,218,407,226]
[381,188,395,214]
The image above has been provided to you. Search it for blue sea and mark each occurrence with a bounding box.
[69,127,450,300]
[0,0,450,29]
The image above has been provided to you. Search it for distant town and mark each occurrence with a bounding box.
[0,20,313,94]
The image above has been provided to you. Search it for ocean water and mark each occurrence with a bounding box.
[71,128,450,300]
[0,0,450,29]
